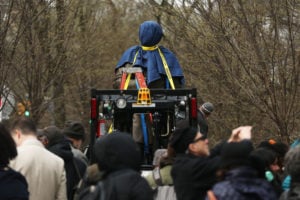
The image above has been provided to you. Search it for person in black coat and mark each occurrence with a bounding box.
[0,122,29,200]
[78,131,153,200]
[208,140,277,200]
[171,125,253,200]
[170,126,221,200]
[41,126,87,200]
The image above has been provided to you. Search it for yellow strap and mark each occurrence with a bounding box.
[158,47,175,90]
[125,47,175,90]
[133,51,139,64]
[108,124,113,134]
[142,45,158,51]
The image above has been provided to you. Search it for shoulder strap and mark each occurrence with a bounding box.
[152,167,163,186]
[157,47,175,90]
[97,181,105,200]
[73,158,83,180]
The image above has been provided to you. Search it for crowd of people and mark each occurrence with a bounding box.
[0,115,299,200]
[1,20,299,200]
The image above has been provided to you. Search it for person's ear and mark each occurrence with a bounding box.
[11,129,22,146]
[15,129,22,139]
[188,143,196,152]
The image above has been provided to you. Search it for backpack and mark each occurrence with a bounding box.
[76,169,135,200]
[77,181,105,200]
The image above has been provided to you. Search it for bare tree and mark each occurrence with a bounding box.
[1,0,73,125]
[1,0,155,127]
[148,0,300,143]
[63,0,154,123]
[0,0,16,117]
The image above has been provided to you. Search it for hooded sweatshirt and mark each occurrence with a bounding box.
[0,166,29,200]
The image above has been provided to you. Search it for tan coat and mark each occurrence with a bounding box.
[10,139,67,200]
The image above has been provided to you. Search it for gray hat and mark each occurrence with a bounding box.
[63,121,85,141]
[201,102,214,114]
[152,149,167,166]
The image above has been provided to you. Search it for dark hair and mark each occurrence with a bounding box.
[251,147,277,169]
[0,123,17,165]
[11,117,37,135]
[43,126,64,147]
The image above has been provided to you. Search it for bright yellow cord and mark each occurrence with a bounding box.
[158,47,175,90]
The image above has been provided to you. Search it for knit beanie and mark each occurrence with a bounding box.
[201,102,214,114]
[152,149,167,166]
[63,121,85,141]
[220,140,254,169]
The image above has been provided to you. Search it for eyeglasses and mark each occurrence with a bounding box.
[192,135,207,143]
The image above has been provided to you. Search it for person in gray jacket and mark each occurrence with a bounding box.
[280,147,300,200]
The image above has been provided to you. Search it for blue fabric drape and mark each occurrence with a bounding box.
[115,21,185,85]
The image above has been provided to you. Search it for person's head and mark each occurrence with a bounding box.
[0,122,17,166]
[41,126,64,148]
[284,147,300,182]
[10,117,37,146]
[139,21,163,47]
[169,127,209,157]
[63,121,85,149]
[199,102,214,117]
[251,147,280,173]
[220,140,254,169]
[257,139,288,173]
[37,129,48,147]
[94,131,141,174]
[217,140,254,180]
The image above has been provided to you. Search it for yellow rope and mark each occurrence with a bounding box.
[141,45,158,51]
[124,51,139,89]
[141,45,175,90]
[157,47,175,90]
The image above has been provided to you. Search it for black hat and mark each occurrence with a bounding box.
[94,131,141,173]
[169,127,198,154]
[43,126,64,147]
[63,121,85,141]
[221,140,254,169]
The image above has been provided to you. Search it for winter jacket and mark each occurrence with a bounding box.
[171,153,221,200]
[48,138,87,200]
[209,167,277,200]
[105,169,153,200]
[10,138,67,200]
[78,168,153,200]
[0,166,29,200]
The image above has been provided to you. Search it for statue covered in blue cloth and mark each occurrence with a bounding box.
[113,21,185,163]
[114,20,185,89]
